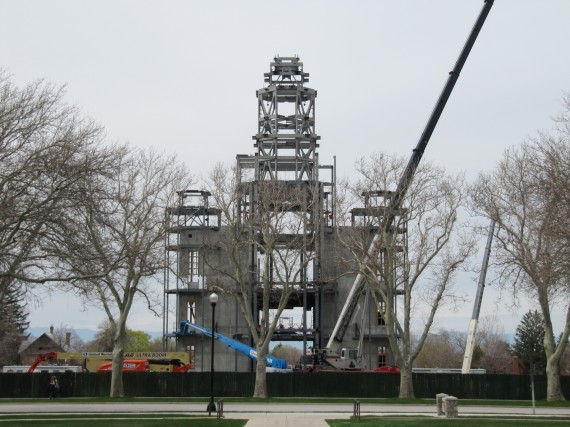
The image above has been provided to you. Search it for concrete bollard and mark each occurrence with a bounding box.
[443,396,458,418]
[436,393,448,416]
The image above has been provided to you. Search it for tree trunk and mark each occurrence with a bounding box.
[398,364,414,399]
[541,294,566,401]
[110,323,127,397]
[253,359,268,398]
[545,355,565,401]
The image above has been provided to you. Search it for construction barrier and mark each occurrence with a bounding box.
[0,371,568,400]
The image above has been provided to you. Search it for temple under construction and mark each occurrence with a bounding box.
[163,56,398,372]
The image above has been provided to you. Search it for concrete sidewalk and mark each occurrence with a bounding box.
[225,413,349,427]
[216,402,570,426]
[1,400,570,425]
[216,402,353,426]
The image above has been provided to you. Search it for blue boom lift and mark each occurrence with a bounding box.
[180,321,287,370]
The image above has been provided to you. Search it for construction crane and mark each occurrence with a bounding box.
[462,219,495,373]
[180,321,288,370]
[317,0,495,370]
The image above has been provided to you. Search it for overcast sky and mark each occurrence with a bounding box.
[3,0,569,337]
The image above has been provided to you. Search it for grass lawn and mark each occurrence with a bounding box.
[327,417,570,427]
[0,414,246,426]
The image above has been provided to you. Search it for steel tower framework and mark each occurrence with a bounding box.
[163,56,393,371]
[236,56,333,353]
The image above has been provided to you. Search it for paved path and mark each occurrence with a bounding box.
[1,401,570,426]
[226,413,345,427]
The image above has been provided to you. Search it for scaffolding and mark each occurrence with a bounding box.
[163,56,394,371]
[163,190,221,366]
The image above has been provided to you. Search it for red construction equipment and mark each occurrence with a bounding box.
[96,358,192,373]
[27,352,58,373]
[97,359,150,373]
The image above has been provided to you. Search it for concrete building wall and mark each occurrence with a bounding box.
[171,227,252,372]
[168,222,395,372]
[319,228,394,370]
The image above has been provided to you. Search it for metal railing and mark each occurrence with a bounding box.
[217,399,224,419]
[353,400,361,420]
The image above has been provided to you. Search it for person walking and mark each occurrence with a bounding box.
[48,376,59,399]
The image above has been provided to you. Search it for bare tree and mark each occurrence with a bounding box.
[205,164,317,397]
[51,324,86,352]
[57,147,193,397]
[271,343,303,367]
[415,315,511,372]
[415,329,464,369]
[474,315,512,373]
[344,153,476,398]
[471,97,570,400]
[0,71,117,304]
[85,320,119,352]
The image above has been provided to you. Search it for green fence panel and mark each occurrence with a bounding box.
[369,373,401,398]
[563,376,570,398]
[267,372,294,397]
[412,373,548,400]
[61,371,110,397]
[297,373,355,398]
[0,372,569,399]
[266,372,399,398]
[123,372,208,397]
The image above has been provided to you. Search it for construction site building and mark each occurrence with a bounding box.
[163,56,399,372]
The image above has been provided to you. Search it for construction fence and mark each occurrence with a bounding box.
[1,372,569,400]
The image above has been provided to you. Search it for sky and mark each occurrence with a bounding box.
[2,0,569,339]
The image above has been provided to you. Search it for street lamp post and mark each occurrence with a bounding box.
[207,292,218,415]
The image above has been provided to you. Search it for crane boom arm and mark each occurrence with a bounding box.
[326,0,495,355]
[462,219,495,373]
